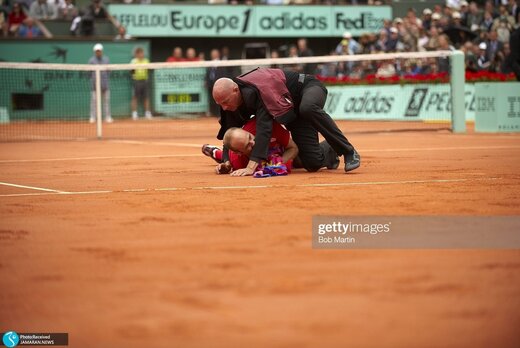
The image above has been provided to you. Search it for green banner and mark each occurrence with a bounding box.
[0,41,150,120]
[475,82,520,132]
[109,5,392,37]
[0,41,150,64]
[325,84,477,122]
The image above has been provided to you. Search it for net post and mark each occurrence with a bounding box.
[450,51,466,133]
[95,68,102,139]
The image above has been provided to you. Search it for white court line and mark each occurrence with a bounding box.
[0,177,500,198]
[0,181,68,193]
[108,140,520,152]
[362,145,520,152]
[297,179,470,187]
[0,154,201,164]
[2,144,519,165]
[107,140,201,147]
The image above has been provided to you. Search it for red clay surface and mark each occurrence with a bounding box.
[1,119,519,348]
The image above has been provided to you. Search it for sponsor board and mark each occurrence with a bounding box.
[109,5,392,37]
[153,68,208,114]
[325,84,476,121]
[475,82,520,132]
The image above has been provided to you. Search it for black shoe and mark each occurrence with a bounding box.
[344,149,360,172]
[202,144,222,164]
[320,140,340,170]
[327,150,340,170]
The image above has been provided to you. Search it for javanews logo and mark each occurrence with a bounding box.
[2,331,19,347]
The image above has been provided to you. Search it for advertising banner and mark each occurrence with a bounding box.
[475,82,520,132]
[153,68,208,115]
[109,5,392,37]
[325,84,476,122]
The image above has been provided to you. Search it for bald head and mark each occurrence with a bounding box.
[212,78,242,111]
[223,127,255,156]
[213,78,235,99]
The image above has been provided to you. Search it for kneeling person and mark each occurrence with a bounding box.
[203,118,298,176]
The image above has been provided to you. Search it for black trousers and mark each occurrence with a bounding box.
[286,84,355,172]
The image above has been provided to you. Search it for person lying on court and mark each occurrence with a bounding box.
[202,117,298,177]
[212,68,360,177]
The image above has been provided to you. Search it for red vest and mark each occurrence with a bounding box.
[236,68,297,125]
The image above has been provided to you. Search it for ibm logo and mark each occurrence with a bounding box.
[507,96,520,118]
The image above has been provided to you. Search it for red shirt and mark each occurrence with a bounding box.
[8,11,26,28]
[229,118,289,170]
[166,57,185,62]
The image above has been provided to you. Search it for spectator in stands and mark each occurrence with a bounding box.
[0,9,5,37]
[335,31,361,55]
[425,26,440,50]
[467,2,483,32]
[484,0,499,19]
[422,8,433,31]
[493,4,516,30]
[185,47,199,61]
[406,8,422,28]
[297,38,313,57]
[166,47,183,62]
[481,10,495,31]
[88,43,112,123]
[284,44,303,72]
[477,42,491,69]
[508,27,520,80]
[438,11,452,31]
[417,27,430,51]
[318,50,338,77]
[508,0,519,20]
[7,2,26,36]
[87,0,107,19]
[386,27,404,51]
[496,17,512,43]
[393,17,404,31]
[431,12,442,28]
[447,0,462,12]
[18,17,42,37]
[437,34,454,72]
[451,11,463,27]
[459,1,469,26]
[376,60,396,77]
[463,41,479,71]
[500,42,512,73]
[220,46,230,60]
[57,0,75,20]
[0,0,8,19]
[29,0,57,20]
[375,29,389,51]
[130,47,152,120]
[382,19,392,34]
[486,30,504,61]
[489,44,506,72]
[206,48,226,117]
[399,17,420,51]
[114,25,131,40]
[69,9,81,35]
[297,38,316,74]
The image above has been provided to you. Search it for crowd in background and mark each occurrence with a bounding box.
[1,0,519,75]
[0,0,112,37]
[276,1,520,77]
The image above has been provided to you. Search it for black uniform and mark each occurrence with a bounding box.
[508,28,520,81]
[217,70,356,172]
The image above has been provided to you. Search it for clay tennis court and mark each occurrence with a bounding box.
[1,119,519,347]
